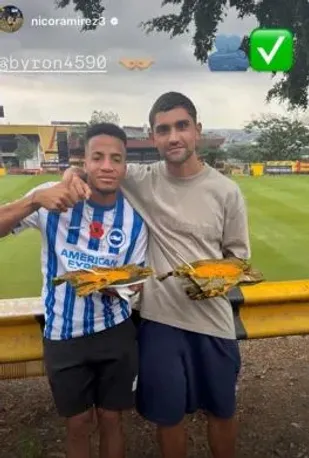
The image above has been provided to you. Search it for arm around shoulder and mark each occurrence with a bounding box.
[124,163,152,184]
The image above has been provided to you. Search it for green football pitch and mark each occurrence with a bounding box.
[0,174,309,299]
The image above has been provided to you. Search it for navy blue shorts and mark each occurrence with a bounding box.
[136,320,241,426]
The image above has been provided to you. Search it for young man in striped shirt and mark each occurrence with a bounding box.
[0,123,147,458]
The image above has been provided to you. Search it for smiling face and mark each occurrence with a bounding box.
[151,107,202,165]
[84,134,127,195]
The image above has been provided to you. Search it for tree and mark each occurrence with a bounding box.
[57,0,309,110]
[14,135,36,164]
[55,0,105,31]
[199,147,227,166]
[140,0,309,110]
[244,114,309,161]
[225,143,263,163]
[89,110,120,126]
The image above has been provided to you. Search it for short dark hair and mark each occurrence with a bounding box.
[149,92,197,128]
[85,122,127,146]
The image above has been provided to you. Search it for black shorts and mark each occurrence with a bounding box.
[43,318,138,418]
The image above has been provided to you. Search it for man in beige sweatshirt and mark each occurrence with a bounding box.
[64,92,250,458]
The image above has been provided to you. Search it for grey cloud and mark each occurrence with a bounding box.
[12,0,181,53]
[0,0,284,127]
[7,0,253,74]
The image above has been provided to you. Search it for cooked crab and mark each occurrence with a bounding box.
[157,257,263,300]
[53,264,153,297]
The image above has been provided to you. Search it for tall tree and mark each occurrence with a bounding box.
[89,110,120,126]
[56,0,309,110]
[14,135,36,164]
[244,115,309,161]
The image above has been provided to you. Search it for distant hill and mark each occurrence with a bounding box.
[121,126,260,147]
[204,129,259,145]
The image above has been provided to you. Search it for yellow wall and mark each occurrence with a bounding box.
[0,124,69,155]
[38,126,67,153]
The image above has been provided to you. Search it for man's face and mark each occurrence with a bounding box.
[151,107,202,164]
[84,134,126,195]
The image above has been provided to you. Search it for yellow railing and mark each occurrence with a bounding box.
[236,280,309,339]
[1,279,309,380]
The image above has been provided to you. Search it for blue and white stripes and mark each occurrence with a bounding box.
[35,192,148,340]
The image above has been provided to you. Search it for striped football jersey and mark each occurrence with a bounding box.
[12,182,148,340]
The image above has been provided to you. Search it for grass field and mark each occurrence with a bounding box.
[0,174,309,299]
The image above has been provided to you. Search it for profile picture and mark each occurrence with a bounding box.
[0,5,23,32]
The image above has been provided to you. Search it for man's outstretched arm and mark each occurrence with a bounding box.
[0,181,89,238]
[0,193,40,238]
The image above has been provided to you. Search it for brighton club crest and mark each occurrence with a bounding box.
[106,228,126,249]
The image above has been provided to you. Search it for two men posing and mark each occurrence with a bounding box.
[0,92,250,458]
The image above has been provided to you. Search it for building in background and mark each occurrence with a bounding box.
[0,121,226,172]
[123,124,149,138]
[0,124,70,170]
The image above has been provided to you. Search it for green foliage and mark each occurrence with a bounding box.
[56,0,309,109]
[14,135,36,163]
[140,0,309,110]
[15,430,44,458]
[199,147,227,166]
[245,115,309,161]
[55,0,105,30]
[226,143,262,163]
[89,110,120,126]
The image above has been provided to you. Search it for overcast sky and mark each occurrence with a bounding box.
[1,0,289,128]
